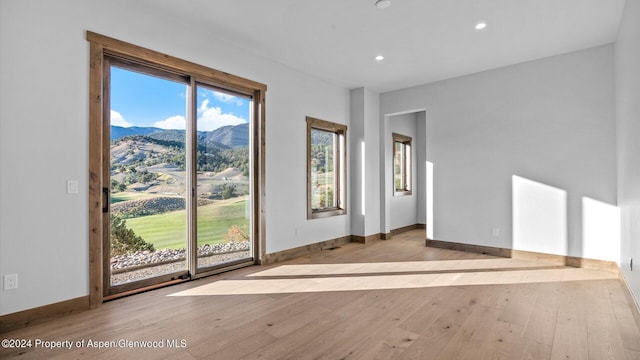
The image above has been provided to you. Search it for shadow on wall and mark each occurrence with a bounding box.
[512,175,620,262]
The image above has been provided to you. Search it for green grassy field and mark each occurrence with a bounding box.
[124,199,249,249]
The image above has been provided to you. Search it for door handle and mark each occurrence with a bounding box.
[102,187,109,213]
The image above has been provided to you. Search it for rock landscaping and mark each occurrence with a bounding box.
[110,241,251,285]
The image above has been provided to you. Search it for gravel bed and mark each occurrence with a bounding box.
[110,242,250,285]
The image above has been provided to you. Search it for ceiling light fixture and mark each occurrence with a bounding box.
[375,55,384,61]
[475,22,487,31]
[375,0,391,9]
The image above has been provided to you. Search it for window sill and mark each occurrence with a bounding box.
[308,208,347,219]
[394,190,413,196]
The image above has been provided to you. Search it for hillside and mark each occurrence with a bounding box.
[111,123,249,149]
[110,135,249,179]
[111,126,163,140]
[202,123,249,148]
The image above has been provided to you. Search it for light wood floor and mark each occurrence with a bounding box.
[2,230,640,359]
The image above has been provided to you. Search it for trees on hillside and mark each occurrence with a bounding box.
[110,214,155,256]
[220,183,237,200]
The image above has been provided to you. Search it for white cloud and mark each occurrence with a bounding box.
[198,99,247,131]
[148,99,246,132]
[110,110,133,127]
[213,91,245,106]
[198,99,210,114]
[153,115,186,130]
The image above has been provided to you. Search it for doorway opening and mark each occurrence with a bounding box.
[382,110,429,238]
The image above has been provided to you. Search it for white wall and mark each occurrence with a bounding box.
[416,111,428,225]
[350,88,366,236]
[380,45,617,259]
[386,113,419,231]
[616,0,640,309]
[0,0,350,315]
[363,89,382,236]
[350,88,383,237]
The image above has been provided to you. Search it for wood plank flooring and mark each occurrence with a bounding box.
[2,230,639,359]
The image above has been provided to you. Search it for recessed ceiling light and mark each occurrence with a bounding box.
[475,22,487,31]
[375,55,384,61]
[375,0,391,9]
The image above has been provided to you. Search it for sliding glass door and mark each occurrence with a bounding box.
[195,84,253,271]
[103,60,255,296]
[106,62,189,293]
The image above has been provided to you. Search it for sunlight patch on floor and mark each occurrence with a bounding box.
[247,258,551,277]
[168,267,617,296]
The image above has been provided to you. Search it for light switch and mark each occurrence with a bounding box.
[67,180,79,194]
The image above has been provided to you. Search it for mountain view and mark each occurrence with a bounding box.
[107,66,254,285]
[109,122,251,284]
[111,123,249,147]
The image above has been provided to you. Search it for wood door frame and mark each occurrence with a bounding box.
[87,31,266,308]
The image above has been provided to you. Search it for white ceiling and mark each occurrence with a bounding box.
[143,0,627,93]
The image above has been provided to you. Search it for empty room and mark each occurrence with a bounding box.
[1,0,639,359]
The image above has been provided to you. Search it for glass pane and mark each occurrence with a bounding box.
[311,128,337,210]
[394,141,404,190]
[196,86,252,270]
[109,66,187,286]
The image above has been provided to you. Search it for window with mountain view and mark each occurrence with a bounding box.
[307,116,347,219]
[393,132,412,195]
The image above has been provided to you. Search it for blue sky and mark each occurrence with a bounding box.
[110,66,250,131]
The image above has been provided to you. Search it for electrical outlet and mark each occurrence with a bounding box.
[492,227,500,237]
[4,274,18,290]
